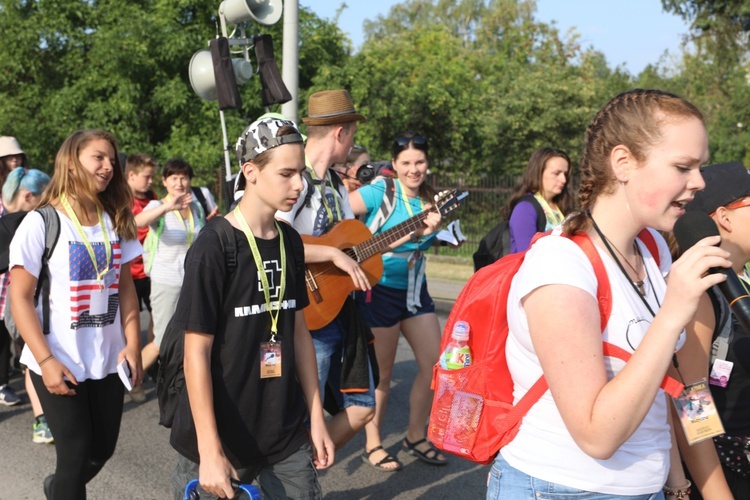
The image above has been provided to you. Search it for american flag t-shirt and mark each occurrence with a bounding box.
[69,240,120,330]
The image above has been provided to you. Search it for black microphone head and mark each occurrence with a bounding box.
[673,210,720,252]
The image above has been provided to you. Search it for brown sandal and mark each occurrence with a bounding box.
[362,445,403,472]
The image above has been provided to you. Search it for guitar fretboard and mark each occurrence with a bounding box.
[352,209,434,261]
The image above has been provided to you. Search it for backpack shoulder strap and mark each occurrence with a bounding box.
[521,194,547,233]
[191,186,210,218]
[568,233,611,331]
[35,206,61,335]
[637,228,661,268]
[208,217,237,274]
[329,168,344,191]
[36,206,60,262]
[367,178,397,234]
[294,169,315,220]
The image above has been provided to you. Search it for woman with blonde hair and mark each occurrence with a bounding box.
[10,129,142,499]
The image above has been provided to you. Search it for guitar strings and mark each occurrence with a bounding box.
[305,180,457,284]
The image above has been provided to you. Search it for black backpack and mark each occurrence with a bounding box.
[0,206,61,344]
[472,194,545,272]
[157,217,237,428]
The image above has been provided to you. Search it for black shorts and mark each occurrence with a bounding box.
[356,282,435,328]
[133,277,152,312]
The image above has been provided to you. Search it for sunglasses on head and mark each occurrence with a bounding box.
[394,134,427,148]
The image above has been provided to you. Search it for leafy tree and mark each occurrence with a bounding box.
[0,1,347,195]
[313,0,621,176]
[651,1,750,163]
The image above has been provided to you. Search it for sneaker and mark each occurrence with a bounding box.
[128,384,147,404]
[0,385,21,406]
[33,415,54,444]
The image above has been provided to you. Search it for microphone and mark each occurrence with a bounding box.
[674,211,750,333]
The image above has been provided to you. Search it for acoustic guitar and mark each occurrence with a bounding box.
[300,189,468,330]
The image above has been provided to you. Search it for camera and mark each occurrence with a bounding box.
[356,163,375,184]
[355,161,394,184]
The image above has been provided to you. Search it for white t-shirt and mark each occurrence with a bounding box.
[501,229,684,495]
[11,209,142,381]
[145,200,204,286]
[275,169,354,236]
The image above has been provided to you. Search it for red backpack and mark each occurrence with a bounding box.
[427,230,684,465]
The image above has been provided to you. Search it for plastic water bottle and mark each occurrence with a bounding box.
[440,321,472,370]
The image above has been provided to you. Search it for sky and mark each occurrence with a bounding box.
[298,0,692,74]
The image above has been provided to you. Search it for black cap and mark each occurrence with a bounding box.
[686,161,750,214]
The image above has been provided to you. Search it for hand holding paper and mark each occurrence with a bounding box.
[117,359,133,391]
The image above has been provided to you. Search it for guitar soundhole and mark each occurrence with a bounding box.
[343,247,356,260]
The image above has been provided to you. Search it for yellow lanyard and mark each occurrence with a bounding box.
[60,194,112,282]
[533,192,565,228]
[166,196,196,247]
[308,166,342,226]
[396,179,424,218]
[233,206,286,337]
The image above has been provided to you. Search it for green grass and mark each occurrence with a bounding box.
[425,255,474,281]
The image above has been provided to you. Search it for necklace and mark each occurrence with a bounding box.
[608,239,645,296]
[588,213,649,297]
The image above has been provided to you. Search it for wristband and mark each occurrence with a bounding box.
[38,354,55,367]
[663,480,691,499]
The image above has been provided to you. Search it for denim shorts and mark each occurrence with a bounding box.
[311,319,375,410]
[487,454,665,500]
[172,443,321,500]
[356,282,435,328]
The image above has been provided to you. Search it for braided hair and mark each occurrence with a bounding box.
[563,89,704,235]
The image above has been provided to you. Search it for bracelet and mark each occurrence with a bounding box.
[663,480,691,499]
[38,354,55,367]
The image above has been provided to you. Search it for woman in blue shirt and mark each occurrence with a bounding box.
[349,132,446,471]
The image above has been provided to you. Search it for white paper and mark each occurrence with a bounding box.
[117,359,133,391]
[436,220,467,246]
[89,287,109,316]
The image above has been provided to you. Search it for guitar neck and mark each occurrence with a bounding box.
[354,210,432,261]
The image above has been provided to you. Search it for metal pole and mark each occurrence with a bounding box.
[219,108,234,209]
[281,0,299,122]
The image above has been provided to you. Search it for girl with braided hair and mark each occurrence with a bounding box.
[487,89,731,499]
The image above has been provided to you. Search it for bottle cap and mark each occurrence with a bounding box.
[452,320,470,341]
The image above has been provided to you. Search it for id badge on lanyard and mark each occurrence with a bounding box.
[89,268,115,316]
[672,378,725,445]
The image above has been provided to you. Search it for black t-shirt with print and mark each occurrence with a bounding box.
[169,219,310,468]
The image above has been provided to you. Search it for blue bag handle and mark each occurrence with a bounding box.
[184,479,261,499]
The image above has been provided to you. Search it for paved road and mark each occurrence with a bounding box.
[0,279,490,499]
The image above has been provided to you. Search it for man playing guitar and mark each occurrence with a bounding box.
[275,89,375,450]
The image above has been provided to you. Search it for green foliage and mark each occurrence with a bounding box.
[312,0,620,176]
[0,0,347,194]
[6,0,750,214]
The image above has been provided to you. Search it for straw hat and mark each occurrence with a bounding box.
[0,136,26,160]
[302,90,366,126]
